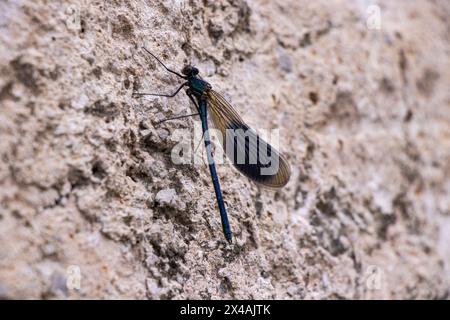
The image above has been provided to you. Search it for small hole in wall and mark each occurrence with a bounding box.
[309,92,319,105]
[80,18,86,34]
[91,161,107,180]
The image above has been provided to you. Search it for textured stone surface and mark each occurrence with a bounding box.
[0,0,449,299]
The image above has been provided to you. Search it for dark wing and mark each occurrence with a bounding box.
[207,89,291,188]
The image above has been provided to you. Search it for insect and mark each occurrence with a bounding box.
[133,47,291,243]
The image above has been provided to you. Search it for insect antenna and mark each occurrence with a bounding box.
[142,47,186,79]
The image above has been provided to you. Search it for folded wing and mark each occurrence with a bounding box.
[206,89,291,188]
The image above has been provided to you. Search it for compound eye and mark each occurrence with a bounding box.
[181,66,191,75]
[192,67,199,75]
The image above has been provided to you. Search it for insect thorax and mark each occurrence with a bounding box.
[188,77,211,96]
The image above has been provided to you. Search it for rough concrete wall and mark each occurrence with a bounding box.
[0,0,449,299]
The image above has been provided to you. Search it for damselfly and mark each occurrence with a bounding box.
[133,47,291,243]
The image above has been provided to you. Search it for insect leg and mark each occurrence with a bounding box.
[155,112,200,125]
[186,91,201,113]
[133,82,188,98]
[186,92,206,154]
